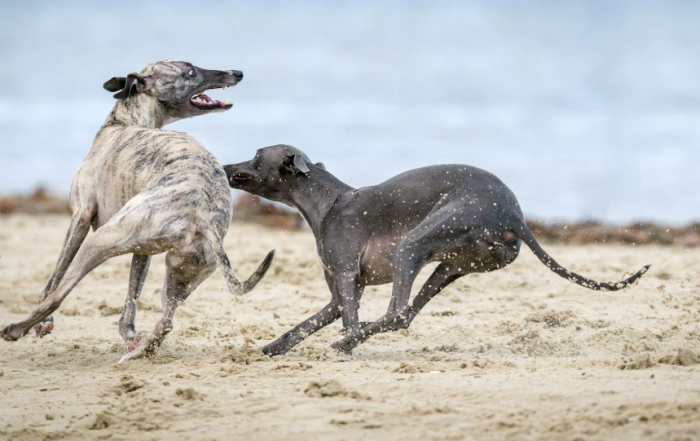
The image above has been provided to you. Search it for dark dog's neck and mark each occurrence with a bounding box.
[286,166,354,236]
[103,94,168,129]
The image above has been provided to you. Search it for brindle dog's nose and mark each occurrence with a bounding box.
[230,70,243,80]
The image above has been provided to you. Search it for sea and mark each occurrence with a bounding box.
[1,0,699,224]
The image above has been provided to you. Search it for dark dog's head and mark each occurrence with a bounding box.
[224,144,325,204]
[103,60,242,124]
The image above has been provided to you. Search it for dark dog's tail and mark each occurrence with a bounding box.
[513,223,650,291]
[201,225,274,296]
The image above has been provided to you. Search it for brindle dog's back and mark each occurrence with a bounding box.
[86,126,230,229]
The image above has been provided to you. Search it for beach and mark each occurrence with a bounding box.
[0,214,699,440]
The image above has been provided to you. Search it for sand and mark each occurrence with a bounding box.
[0,214,699,441]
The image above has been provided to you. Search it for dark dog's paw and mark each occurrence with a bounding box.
[378,320,410,333]
[330,335,359,353]
[339,322,372,335]
[34,321,54,338]
[262,342,287,357]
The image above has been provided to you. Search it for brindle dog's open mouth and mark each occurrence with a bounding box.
[190,86,233,110]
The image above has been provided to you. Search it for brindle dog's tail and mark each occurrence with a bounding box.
[201,225,275,296]
[512,222,650,291]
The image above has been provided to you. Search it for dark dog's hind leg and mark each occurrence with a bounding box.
[385,262,465,331]
[118,254,151,347]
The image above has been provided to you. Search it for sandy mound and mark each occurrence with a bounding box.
[0,215,699,440]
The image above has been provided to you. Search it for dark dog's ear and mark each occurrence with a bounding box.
[315,162,326,171]
[283,154,310,175]
[103,77,126,92]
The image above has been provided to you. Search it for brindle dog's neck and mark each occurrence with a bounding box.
[103,94,168,129]
[286,167,354,237]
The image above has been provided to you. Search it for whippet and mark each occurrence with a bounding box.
[224,145,649,355]
[1,61,274,362]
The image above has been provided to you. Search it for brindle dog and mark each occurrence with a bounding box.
[0,61,274,362]
[224,145,649,355]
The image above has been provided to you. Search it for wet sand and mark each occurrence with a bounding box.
[1,215,699,440]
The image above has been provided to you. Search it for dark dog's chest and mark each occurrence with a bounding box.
[357,234,402,285]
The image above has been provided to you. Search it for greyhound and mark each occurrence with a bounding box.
[224,144,649,355]
[0,61,274,362]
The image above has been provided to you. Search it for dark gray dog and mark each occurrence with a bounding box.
[224,144,649,355]
[1,61,273,362]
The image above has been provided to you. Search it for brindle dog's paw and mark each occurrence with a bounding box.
[1,323,22,341]
[34,321,54,338]
[119,338,150,363]
[126,336,142,353]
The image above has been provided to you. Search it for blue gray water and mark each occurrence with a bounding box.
[1,1,698,223]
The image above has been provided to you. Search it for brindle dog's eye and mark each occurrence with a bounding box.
[188,69,196,76]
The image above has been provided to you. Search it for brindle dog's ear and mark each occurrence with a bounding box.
[283,154,310,175]
[103,77,126,92]
[110,73,140,100]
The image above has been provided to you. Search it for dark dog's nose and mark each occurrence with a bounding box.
[230,70,243,80]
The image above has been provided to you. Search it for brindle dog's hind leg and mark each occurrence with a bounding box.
[2,221,145,341]
[120,243,216,362]
[34,207,95,337]
[118,254,151,349]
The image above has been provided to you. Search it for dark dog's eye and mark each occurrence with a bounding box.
[188,69,196,76]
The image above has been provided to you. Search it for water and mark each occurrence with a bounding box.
[1,0,698,223]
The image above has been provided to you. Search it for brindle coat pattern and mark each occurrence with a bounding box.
[0,61,273,362]
[224,145,649,355]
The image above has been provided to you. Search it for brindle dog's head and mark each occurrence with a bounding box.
[224,144,326,204]
[103,60,242,124]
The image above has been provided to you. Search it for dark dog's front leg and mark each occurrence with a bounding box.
[262,301,340,356]
[335,272,362,333]
[331,234,431,352]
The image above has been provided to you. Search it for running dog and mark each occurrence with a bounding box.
[224,144,648,355]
